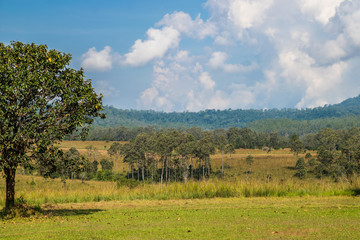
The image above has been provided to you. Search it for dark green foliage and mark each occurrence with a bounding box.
[289,134,305,156]
[37,147,92,184]
[107,142,121,157]
[0,41,104,209]
[100,158,113,171]
[92,95,360,133]
[305,153,312,160]
[116,177,140,189]
[246,155,254,166]
[96,170,114,181]
[294,158,306,179]
[308,158,316,166]
[314,128,360,180]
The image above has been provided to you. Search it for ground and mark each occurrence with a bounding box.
[1,197,359,239]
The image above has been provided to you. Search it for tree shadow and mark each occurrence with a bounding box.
[350,188,360,196]
[284,166,296,170]
[43,208,103,217]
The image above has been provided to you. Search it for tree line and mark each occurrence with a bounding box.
[50,127,360,184]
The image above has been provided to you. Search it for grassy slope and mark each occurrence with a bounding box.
[1,197,359,239]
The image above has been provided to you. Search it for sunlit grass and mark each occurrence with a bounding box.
[1,197,360,239]
[0,142,356,208]
[1,174,359,208]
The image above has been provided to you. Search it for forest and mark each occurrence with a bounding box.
[92,94,360,132]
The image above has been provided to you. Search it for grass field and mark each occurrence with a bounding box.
[1,141,359,239]
[1,197,359,239]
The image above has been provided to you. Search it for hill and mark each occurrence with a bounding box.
[93,94,360,131]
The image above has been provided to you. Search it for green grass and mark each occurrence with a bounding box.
[0,175,359,207]
[1,197,359,239]
[1,142,359,238]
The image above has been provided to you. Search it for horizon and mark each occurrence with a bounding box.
[1,0,360,112]
[104,92,356,113]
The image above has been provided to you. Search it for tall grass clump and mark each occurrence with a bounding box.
[1,175,359,207]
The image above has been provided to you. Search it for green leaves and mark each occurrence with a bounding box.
[0,41,104,171]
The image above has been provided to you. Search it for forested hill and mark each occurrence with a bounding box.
[93,94,360,130]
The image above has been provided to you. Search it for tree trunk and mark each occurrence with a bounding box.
[5,166,16,209]
[142,164,145,181]
[221,151,224,177]
[161,157,165,186]
[165,158,168,184]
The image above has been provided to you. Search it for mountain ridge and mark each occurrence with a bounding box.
[93,94,360,130]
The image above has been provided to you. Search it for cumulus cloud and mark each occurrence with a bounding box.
[121,11,216,67]
[157,11,217,39]
[122,27,180,66]
[199,72,216,90]
[278,49,348,107]
[85,0,360,111]
[139,87,159,108]
[227,0,274,29]
[296,0,345,25]
[208,51,258,73]
[138,52,231,111]
[341,4,360,45]
[81,46,113,72]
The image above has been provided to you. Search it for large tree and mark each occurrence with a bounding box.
[0,42,104,209]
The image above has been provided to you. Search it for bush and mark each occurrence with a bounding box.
[308,158,316,166]
[117,177,140,189]
[100,159,114,171]
[96,170,114,181]
[295,157,306,179]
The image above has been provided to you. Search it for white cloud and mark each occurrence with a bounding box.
[123,27,180,66]
[228,0,274,29]
[157,11,217,39]
[342,7,360,45]
[320,35,347,62]
[81,46,113,72]
[207,91,230,109]
[297,0,345,25]
[208,51,258,73]
[278,49,349,108]
[199,72,215,90]
[214,31,234,45]
[139,87,159,108]
[87,0,360,111]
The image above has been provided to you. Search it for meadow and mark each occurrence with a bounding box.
[1,141,359,239]
[1,197,359,239]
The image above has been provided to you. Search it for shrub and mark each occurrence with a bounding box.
[295,157,306,179]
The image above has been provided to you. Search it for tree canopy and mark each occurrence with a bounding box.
[0,41,104,209]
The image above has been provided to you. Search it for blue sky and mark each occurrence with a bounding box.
[1,0,360,112]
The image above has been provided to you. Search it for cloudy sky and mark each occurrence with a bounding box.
[1,0,360,112]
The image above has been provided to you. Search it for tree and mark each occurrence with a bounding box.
[107,142,122,173]
[194,134,215,179]
[314,128,341,178]
[216,135,227,177]
[294,157,306,179]
[289,133,305,156]
[0,42,104,209]
[100,158,114,171]
[59,147,88,186]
